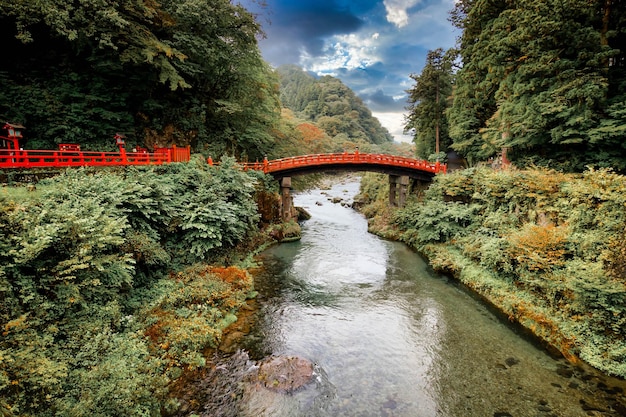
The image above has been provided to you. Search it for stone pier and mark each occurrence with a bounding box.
[389,175,410,208]
[280,177,294,221]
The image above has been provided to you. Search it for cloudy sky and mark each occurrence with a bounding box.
[239,0,460,142]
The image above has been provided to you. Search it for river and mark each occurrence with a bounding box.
[238,175,625,417]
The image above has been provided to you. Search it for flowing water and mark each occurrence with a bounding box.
[239,176,625,417]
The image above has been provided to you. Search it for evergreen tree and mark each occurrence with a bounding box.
[405,48,455,160]
[447,0,509,164]
[448,0,626,170]
[0,0,280,160]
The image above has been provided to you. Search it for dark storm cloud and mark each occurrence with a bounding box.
[361,89,406,112]
[380,42,430,77]
[250,0,368,64]
[330,64,407,112]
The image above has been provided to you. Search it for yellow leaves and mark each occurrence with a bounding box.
[509,299,579,362]
[209,265,252,290]
[140,264,254,367]
[600,230,626,282]
[2,314,29,336]
[507,223,569,271]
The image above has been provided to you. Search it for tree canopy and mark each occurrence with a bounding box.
[406,0,626,170]
[0,0,280,160]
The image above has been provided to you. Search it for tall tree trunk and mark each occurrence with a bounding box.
[435,75,440,158]
[601,0,611,47]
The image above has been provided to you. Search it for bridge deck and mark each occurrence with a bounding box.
[242,152,446,176]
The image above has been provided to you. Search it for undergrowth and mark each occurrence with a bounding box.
[0,157,270,416]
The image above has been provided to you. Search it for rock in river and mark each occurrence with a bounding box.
[249,355,315,393]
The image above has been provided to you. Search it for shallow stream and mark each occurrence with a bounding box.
[238,176,625,417]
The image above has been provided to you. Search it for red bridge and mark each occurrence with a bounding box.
[239,152,447,217]
[242,152,446,180]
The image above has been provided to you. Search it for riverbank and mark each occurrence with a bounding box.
[0,161,289,416]
[174,170,626,417]
[163,172,626,416]
[356,168,626,381]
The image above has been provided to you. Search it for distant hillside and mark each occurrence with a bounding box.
[277,65,393,145]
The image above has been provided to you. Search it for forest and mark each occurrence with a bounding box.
[276,65,393,146]
[0,0,391,162]
[1,0,626,415]
[406,0,626,171]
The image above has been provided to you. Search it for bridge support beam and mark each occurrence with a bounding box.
[389,175,410,208]
[280,177,294,221]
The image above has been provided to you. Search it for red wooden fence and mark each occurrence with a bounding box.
[0,146,190,169]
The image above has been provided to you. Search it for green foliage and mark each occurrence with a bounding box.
[393,201,479,247]
[357,172,389,206]
[2,185,135,322]
[0,161,261,415]
[0,0,280,159]
[158,156,260,262]
[54,329,170,417]
[449,0,626,170]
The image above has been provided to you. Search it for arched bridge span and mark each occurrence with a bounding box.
[240,153,447,220]
[242,152,446,182]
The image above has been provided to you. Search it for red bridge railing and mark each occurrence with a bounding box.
[240,152,446,175]
[0,146,190,169]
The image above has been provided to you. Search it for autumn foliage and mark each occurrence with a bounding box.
[507,223,569,271]
[142,265,255,369]
[296,123,326,143]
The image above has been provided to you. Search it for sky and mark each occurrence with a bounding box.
[239,0,460,142]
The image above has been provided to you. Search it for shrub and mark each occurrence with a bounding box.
[506,223,569,272]
[0,160,262,415]
[139,265,255,369]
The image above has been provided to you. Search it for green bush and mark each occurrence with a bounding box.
[0,159,261,415]
[367,167,626,378]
